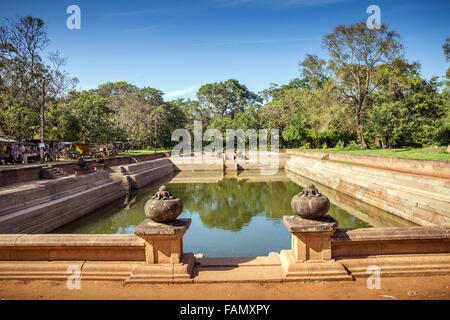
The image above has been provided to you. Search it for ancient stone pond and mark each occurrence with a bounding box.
[53,170,415,257]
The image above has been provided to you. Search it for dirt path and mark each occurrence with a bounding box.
[1,276,449,300]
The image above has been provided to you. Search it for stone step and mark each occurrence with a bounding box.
[290,157,450,191]
[292,164,450,219]
[287,159,450,226]
[22,182,125,234]
[0,171,110,210]
[0,179,125,234]
[0,175,114,218]
[289,159,450,201]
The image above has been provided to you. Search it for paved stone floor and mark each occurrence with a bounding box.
[0,276,449,300]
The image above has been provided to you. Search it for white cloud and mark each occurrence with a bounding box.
[164,87,197,98]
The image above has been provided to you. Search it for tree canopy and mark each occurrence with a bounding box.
[0,16,448,151]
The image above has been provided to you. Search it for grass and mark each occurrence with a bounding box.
[118,149,170,156]
[298,147,450,161]
[122,147,450,161]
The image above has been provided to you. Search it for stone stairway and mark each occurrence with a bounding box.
[110,158,176,190]
[0,171,126,234]
[40,166,67,179]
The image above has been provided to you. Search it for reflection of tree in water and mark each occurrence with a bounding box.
[54,173,373,234]
[169,179,302,232]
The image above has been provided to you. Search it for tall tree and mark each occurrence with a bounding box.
[443,38,450,81]
[197,79,260,119]
[323,22,403,149]
[0,16,75,161]
[50,90,119,143]
[0,16,49,140]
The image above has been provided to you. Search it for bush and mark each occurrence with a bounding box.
[345,141,361,151]
[300,142,311,149]
[335,140,345,150]
[322,142,328,149]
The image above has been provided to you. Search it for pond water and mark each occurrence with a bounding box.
[53,171,415,257]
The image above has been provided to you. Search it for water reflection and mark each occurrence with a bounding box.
[53,170,414,256]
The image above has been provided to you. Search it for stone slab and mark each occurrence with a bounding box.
[332,227,450,242]
[0,261,84,280]
[193,265,283,283]
[134,218,191,236]
[195,252,281,267]
[338,253,450,278]
[283,215,338,233]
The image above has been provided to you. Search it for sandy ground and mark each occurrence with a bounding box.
[0,276,449,300]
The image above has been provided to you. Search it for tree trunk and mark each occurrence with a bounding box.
[381,138,385,150]
[387,135,392,149]
[40,84,45,164]
[154,120,157,153]
[355,113,368,150]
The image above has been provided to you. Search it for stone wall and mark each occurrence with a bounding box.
[0,152,170,187]
[0,166,41,187]
[332,227,450,278]
[286,156,450,226]
[286,150,450,178]
[331,227,450,258]
[0,225,448,281]
[0,234,145,261]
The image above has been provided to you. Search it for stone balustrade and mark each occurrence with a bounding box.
[0,223,448,282]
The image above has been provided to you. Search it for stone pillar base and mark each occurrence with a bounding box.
[125,253,195,284]
[131,218,194,283]
[280,250,352,281]
[281,215,352,281]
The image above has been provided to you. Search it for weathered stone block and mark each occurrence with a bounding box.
[134,218,191,264]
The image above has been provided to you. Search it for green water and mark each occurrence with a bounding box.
[53,171,413,257]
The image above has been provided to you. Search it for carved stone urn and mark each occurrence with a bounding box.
[144,185,183,222]
[291,184,330,219]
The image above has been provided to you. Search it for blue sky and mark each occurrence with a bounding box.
[1,0,449,100]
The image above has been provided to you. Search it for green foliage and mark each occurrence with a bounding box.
[300,142,311,150]
[197,79,260,118]
[47,90,120,142]
[0,15,448,155]
[281,112,309,147]
[336,140,345,150]
[307,147,450,161]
